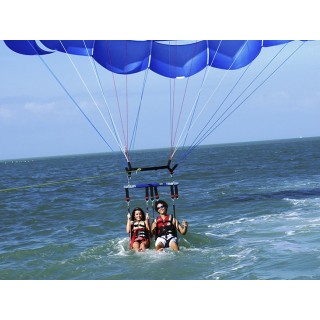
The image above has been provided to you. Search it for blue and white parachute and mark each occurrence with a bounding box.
[3,40,306,168]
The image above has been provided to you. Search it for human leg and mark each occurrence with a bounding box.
[155,237,165,251]
[139,241,148,251]
[132,241,140,252]
[169,237,179,251]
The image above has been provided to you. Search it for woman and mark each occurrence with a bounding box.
[126,207,151,252]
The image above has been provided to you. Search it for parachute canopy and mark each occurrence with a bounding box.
[4,40,292,78]
[3,39,306,173]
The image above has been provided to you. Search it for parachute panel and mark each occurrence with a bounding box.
[263,40,292,47]
[93,40,151,74]
[40,40,95,56]
[149,41,207,78]
[4,40,53,55]
[208,40,262,70]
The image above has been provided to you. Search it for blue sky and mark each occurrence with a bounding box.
[1,39,320,161]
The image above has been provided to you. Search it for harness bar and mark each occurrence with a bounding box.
[125,160,178,176]
[124,182,179,189]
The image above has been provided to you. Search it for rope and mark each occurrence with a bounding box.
[105,41,128,154]
[169,41,175,156]
[170,41,199,159]
[87,43,129,160]
[171,40,223,158]
[172,41,248,159]
[129,42,153,152]
[59,41,130,161]
[129,67,150,152]
[182,61,253,153]
[177,41,306,164]
[125,41,129,154]
[91,59,128,157]
[192,42,302,147]
[28,41,114,152]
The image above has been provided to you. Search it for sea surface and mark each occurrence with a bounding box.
[1,137,320,282]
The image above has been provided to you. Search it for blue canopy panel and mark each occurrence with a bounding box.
[40,40,95,56]
[150,41,207,78]
[208,40,262,70]
[4,40,299,76]
[93,40,151,74]
[263,40,292,47]
[3,40,53,55]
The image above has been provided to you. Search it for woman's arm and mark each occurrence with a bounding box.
[145,212,151,232]
[126,213,132,233]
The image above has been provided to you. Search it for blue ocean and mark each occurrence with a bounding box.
[2,137,320,317]
[1,137,320,280]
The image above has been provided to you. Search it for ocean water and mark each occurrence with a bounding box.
[3,137,320,318]
[1,137,320,282]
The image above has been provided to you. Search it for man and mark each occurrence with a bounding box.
[151,199,188,251]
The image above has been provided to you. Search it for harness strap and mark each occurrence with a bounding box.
[125,187,130,202]
[154,186,159,199]
[150,186,154,201]
[174,184,179,199]
[170,185,175,199]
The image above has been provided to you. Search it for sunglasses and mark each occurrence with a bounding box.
[157,205,166,211]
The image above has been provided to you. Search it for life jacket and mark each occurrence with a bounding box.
[131,221,149,241]
[154,214,177,239]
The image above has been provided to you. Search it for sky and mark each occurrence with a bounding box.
[1,3,320,162]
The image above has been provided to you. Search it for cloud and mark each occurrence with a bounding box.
[24,101,56,113]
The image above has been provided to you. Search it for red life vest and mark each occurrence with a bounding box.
[130,221,149,249]
[155,214,177,239]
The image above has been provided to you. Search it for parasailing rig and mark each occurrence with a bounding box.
[124,159,179,219]
[2,40,309,216]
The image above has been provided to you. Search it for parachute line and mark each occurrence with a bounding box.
[58,41,129,160]
[177,41,306,164]
[183,61,253,153]
[105,42,129,157]
[185,41,250,133]
[190,42,292,147]
[84,41,129,158]
[129,40,153,153]
[171,40,223,159]
[91,58,127,156]
[170,41,200,159]
[129,66,151,152]
[28,41,114,152]
[171,40,248,160]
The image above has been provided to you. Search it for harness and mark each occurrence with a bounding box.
[131,221,148,240]
[130,220,149,249]
[154,214,177,240]
[124,160,179,222]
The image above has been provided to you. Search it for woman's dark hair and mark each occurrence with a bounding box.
[154,200,168,211]
[131,207,146,221]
